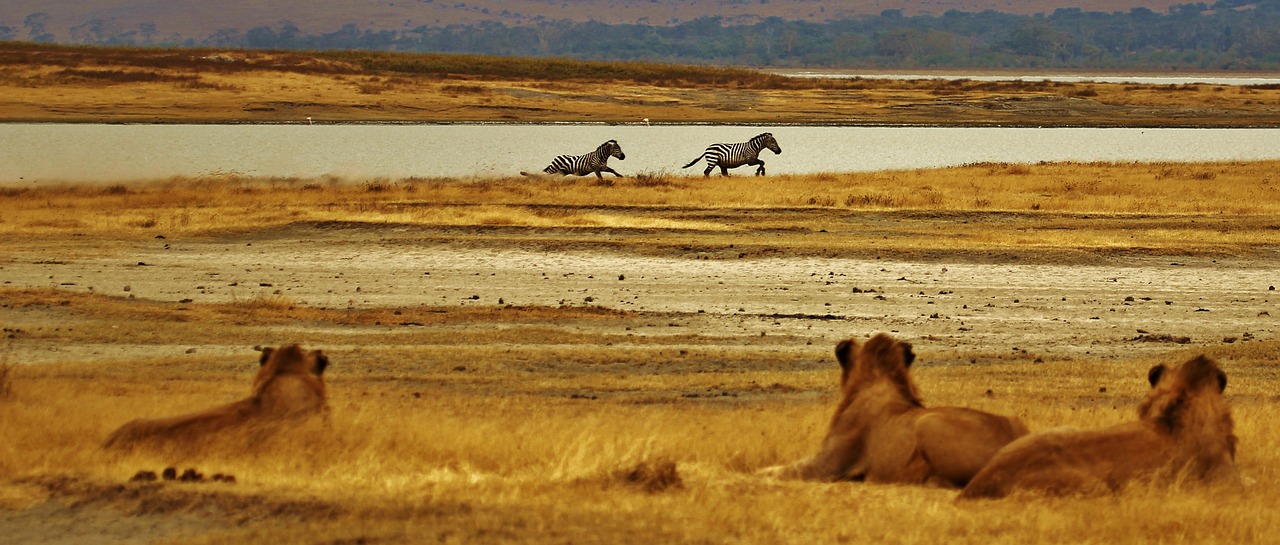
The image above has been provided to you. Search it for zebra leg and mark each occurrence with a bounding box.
[754,160,766,176]
[602,167,624,177]
[719,164,731,176]
[703,164,715,178]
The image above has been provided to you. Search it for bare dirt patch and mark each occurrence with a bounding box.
[3,220,1275,366]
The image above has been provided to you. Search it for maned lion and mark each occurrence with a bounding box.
[102,344,329,451]
[760,333,1029,487]
[959,355,1239,499]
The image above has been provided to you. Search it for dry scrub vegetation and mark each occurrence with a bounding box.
[5,42,1280,125]
[3,160,1279,258]
[2,160,1280,543]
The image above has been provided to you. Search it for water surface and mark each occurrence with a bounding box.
[3,124,1279,184]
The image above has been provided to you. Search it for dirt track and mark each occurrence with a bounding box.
[4,222,1276,366]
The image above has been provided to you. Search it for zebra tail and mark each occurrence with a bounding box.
[682,156,703,169]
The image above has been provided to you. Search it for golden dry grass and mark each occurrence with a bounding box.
[4,330,1280,544]
[3,160,1280,543]
[3,160,1279,259]
[4,43,1280,126]
[6,41,1280,543]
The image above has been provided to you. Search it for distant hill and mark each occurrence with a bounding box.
[0,0,1193,43]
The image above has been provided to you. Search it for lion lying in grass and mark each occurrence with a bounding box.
[102,345,329,451]
[960,355,1239,499]
[761,333,1028,487]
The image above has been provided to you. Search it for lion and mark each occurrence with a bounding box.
[760,333,1029,487]
[959,355,1239,499]
[102,344,329,451]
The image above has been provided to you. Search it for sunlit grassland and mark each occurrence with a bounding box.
[3,160,1280,542]
[3,160,1280,259]
[7,43,1280,126]
[3,327,1280,543]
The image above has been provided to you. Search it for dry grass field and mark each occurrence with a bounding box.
[2,160,1280,544]
[5,43,1280,126]
[3,42,1280,544]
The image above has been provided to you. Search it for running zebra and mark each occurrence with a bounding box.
[522,139,626,179]
[682,132,782,177]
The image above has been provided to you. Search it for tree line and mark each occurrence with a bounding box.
[7,0,1280,70]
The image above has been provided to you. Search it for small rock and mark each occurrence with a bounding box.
[129,470,158,482]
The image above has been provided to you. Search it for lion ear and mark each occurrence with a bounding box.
[835,339,857,373]
[259,347,275,367]
[1147,364,1167,387]
[315,352,329,376]
[1216,369,1227,393]
[901,342,916,368]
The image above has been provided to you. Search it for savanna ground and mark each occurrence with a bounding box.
[2,44,1280,544]
[3,163,1280,544]
[5,42,1280,126]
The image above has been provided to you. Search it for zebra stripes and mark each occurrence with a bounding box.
[682,132,782,177]
[523,139,626,179]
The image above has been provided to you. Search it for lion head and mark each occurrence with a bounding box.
[834,333,922,406]
[103,344,331,452]
[251,344,329,417]
[1139,355,1237,474]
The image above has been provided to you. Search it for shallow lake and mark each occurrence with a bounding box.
[3,124,1280,184]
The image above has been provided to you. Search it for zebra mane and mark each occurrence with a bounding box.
[748,132,775,149]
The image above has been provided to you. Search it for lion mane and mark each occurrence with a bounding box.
[102,344,329,451]
[960,355,1239,499]
[761,333,1029,487]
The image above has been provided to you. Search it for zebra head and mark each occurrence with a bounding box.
[600,139,626,161]
[755,132,782,155]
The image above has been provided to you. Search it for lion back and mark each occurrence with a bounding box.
[960,355,1238,499]
[102,345,330,452]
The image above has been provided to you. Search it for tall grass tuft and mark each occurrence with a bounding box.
[0,333,13,400]
[629,170,679,188]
